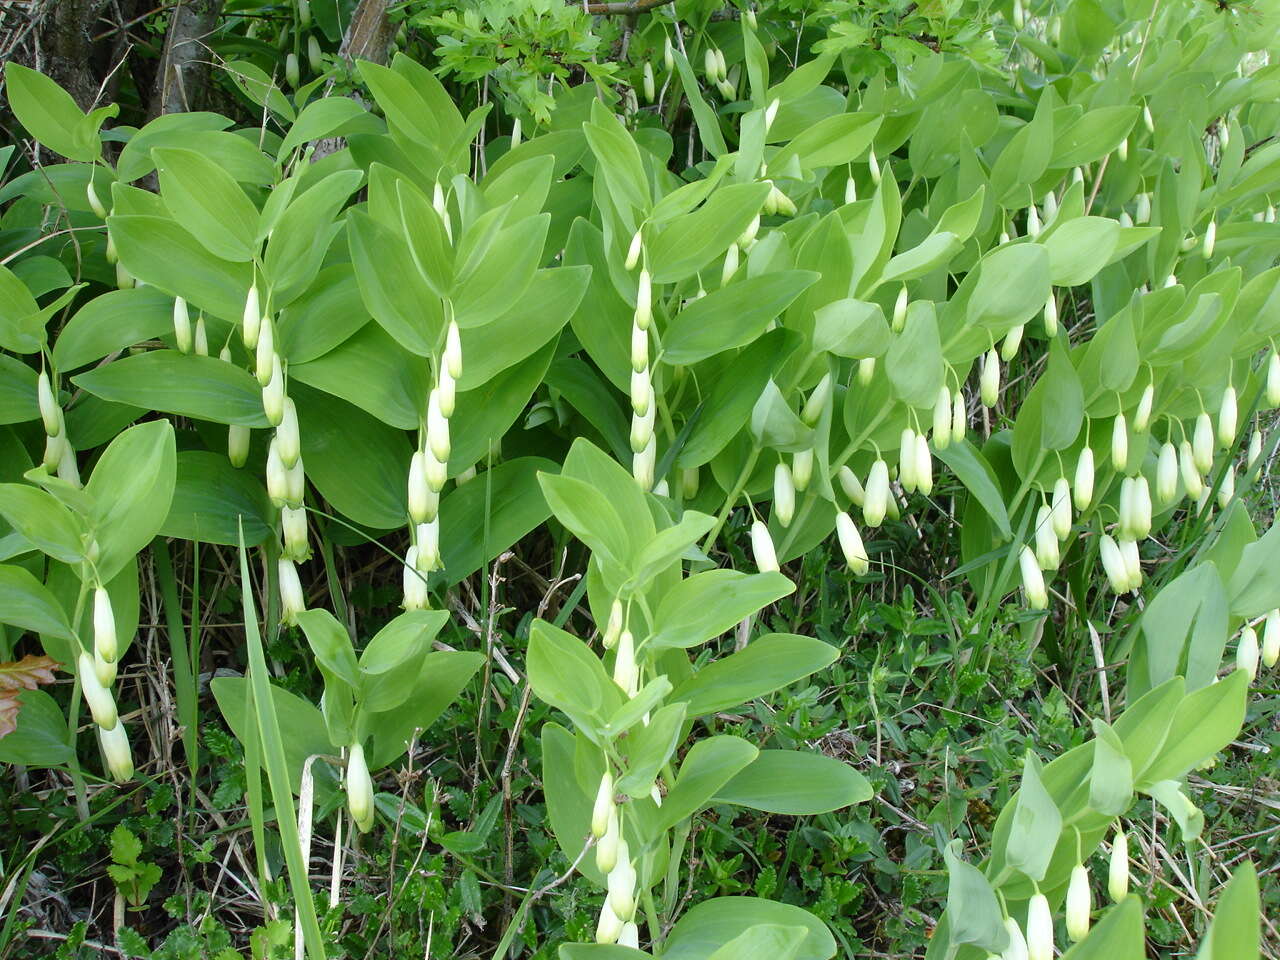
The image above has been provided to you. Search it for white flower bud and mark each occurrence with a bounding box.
[1026,203,1041,238]
[282,505,308,560]
[631,322,648,373]
[266,440,288,506]
[510,117,522,148]
[271,398,300,469]
[792,447,813,492]
[630,401,655,454]
[591,773,614,838]
[191,316,208,356]
[1179,441,1204,499]
[703,47,718,80]
[863,459,890,527]
[1026,893,1053,960]
[242,285,261,349]
[635,269,652,330]
[42,429,66,471]
[285,52,300,88]
[932,387,952,449]
[607,842,637,921]
[402,548,428,610]
[625,230,643,271]
[774,463,796,527]
[37,372,60,436]
[1066,864,1091,942]
[1035,506,1059,571]
[613,628,637,697]
[915,433,933,496]
[1157,442,1178,503]
[427,389,451,463]
[1143,104,1155,133]
[1012,0,1024,27]
[1248,428,1262,469]
[252,315,276,385]
[1001,323,1023,362]
[1262,609,1279,668]
[86,179,108,218]
[408,450,432,523]
[1237,625,1259,680]
[1099,535,1128,593]
[173,297,192,353]
[596,803,620,874]
[869,146,881,184]
[1002,916,1029,960]
[630,366,651,417]
[1110,414,1128,471]
[952,389,966,443]
[228,424,250,468]
[892,286,908,333]
[721,242,739,287]
[262,355,285,426]
[79,652,117,730]
[1217,385,1237,448]
[1117,136,1129,162]
[619,922,639,949]
[1108,829,1129,902]
[433,366,455,418]
[802,373,832,426]
[1020,545,1048,609]
[93,642,116,687]
[1130,476,1152,539]
[681,467,700,500]
[346,743,375,832]
[835,512,869,575]
[980,349,1000,407]
[415,519,440,572]
[445,320,463,380]
[283,453,305,507]
[844,176,857,205]
[1217,464,1235,509]
[897,427,918,493]
[1043,296,1058,337]
[278,557,305,624]
[1120,538,1142,590]
[642,61,655,103]
[98,717,133,783]
[115,262,134,289]
[737,214,760,249]
[595,898,624,945]
[1118,211,1133,229]
[632,436,656,491]
[1268,353,1280,406]
[93,587,117,663]
[1193,412,1214,474]
[1051,477,1071,540]
[750,520,779,573]
[1134,383,1154,434]
[858,357,876,386]
[1136,192,1151,224]
[838,466,865,507]
[1043,191,1058,223]
[1202,218,1215,259]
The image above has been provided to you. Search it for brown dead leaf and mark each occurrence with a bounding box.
[0,688,20,739]
[0,654,61,691]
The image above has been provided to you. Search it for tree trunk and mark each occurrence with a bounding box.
[7,0,112,110]
[150,0,224,117]
[339,0,395,65]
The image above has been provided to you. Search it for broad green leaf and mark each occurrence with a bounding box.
[153,148,260,262]
[277,97,381,158]
[296,608,360,689]
[366,650,483,768]
[934,440,1012,540]
[0,355,38,425]
[74,352,269,426]
[672,633,838,716]
[52,287,174,371]
[886,302,944,407]
[584,105,649,216]
[0,564,74,640]
[659,736,758,832]
[1196,861,1259,960]
[769,112,881,171]
[663,272,818,365]
[346,209,440,356]
[1004,751,1062,883]
[1060,895,1144,959]
[0,484,84,562]
[1041,217,1120,286]
[967,244,1052,333]
[1141,668,1247,785]
[289,322,427,430]
[648,570,794,649]
[663,897,836,960]
[648,183,771,283]
[4,63,110,162]
[539,473,632,573]
[713,751,871,814]
[941,840,1008,954]
[159,450,273,546]
[264,170,363,306]
[85,420,176,582]
[615,702,686,797]
[0,689,75,767]
[526,620,623,733]
[1088,719,1133,816]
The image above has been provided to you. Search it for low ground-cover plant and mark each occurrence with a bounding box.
[1,0,1278,957]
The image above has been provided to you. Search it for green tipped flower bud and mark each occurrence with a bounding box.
[1002,916,1028,960]
[1248,427,1262,469]
[1001,323,1023,362]
[898,428,918,493]
[438,367,456,418]
[607,842,637,921]
[275,397,300,468]
[1202,218,1215,259]
[242,286,261,348]
[703,47,718,80]
[1066,864,1091,942]
[1130,476,1152,539]
[415,519,440,572]
[681,467,699,500]
[792,447,813,492]
[1120,538,1142,590]
[278,557,305,625]
[714,49,727,79]
[632,436,656,491]
[115,262,134,289]
[630,367,651,417]
[1268,352,1280,406]
[1111,414,1128,471]
[635,269,652,330]
[1217,463,1235,509]
[346,742,374,832]
[1026,203,1041,238]
[37,371,60,436]
[1179,441,1203,499]
[94,643,116,687]
[773,463,795,527]
[603,599,624,650]
[1136,192,1151,224]
[863,459,890,527]
[631,323,648,373]
[402,548,428,610]
[262,354,285,426]
[1118,210,1133,229]
[630,402,655,454]
[836,512,869,575]
[1108,829,1129,902]
[192,316,208,356]
[282,505,308,561]
[720,242,739,289]
[93,587,117,663]
[173,297,192,353]
[595,898,624,945]
[868,146,880,184]
[1157,442,1178,503]
[227,424,250,468]
[1051,477,1071,540]
[1012,0,1024,27]
[952,389,967,443]
[750,520,779,573]
[42,429,66,471]
[591,773,614,838]
[1237,625,1259,680]
[596,799,620,874]
[298,0,311,27]
[408,450,432,523]
[285,52,300,88]
[980,349,1000,407]
[1134,383,1154,433]
[427,389,450,463]
[1193,412,1214,474]
[858,357,876,386]
[1020,545,1048,609]
[1043,295,1058,337]
[266,440,288,506]
[915,433,933,496]
[844,176,857,205]
[255,318,275,387]
[1026,893,1053,960]
[1262,609,1279,668]
[58,441,81,487]
[625,229,643,271]
[99,717,134,783]
[932,387,952,449]
[892,286,908,333]
[1099,534,1128,593]
[79,652,117,730]
[87,179,108,218]
[1143,104,1154,133]
[737,214,760,249]
[838,466,865,507]
[641,61,655,103]
[1217,385,1237,448]
[802,373,833,426]
[619,922,639,949]
[1035,505,1059,571]
[663,35,674,72]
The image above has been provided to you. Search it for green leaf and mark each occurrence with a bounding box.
[663,272,818,365]
[886,302,944,408]
[278,97,381,159]
[366,650,483,768]
[1060,894,1144,959]
[0,355,37,425]
[1196,861,1259,960]
[966,244,1052,334]
[663,897,836,960]
[880,231,964,285]
[1141,668,1247,785]
[934,439,1012,539]
[526,620,624,734]
[769,112,881,172]
[346,209,440,356]
[1004,751,1062,884]
[707,926,808,960]
[941,840,1008,953]
[1041,217,1120,286]
[52,287,174,371]
[264,170,363,306]
[584,106,650,217]
[74,352,269,426]
[1226,522,1280,619]
[296,608,360,689]
[669,51,728,158]
[1088,719,1133,816]
[85,420,176,583]
[153,148,260,262]
[1051,106,1138,168]
[658,736,758,832]
[159,451,273,546]
[0,689,75,767]
[714,751,871,814]
[648,570,794,649]
[614,702,686,797]
[0,564,74,640]
[0,484,84,562]
[672,633,837,716]
[648,183,771,283]
[629,511,716,588]
[4,63,110,162]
